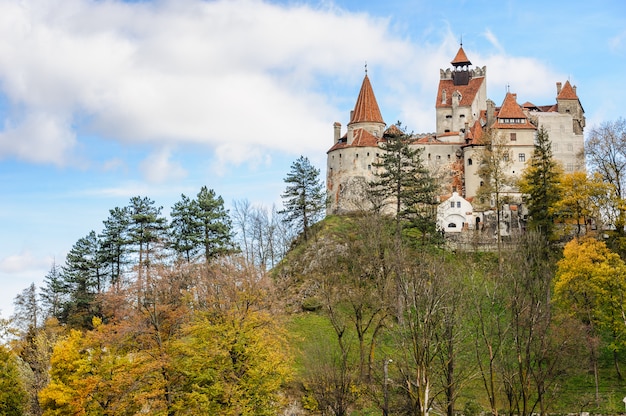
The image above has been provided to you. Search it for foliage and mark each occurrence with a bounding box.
[554,171,611,237]
[280,155,326,241]
[518,126,563,240]
[0,345,28,416]
[369,123,438,239]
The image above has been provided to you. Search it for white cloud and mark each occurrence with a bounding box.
[0,250,50,274]
[139,147,187,183]
[483,28,504,53]
[0,0,412,168]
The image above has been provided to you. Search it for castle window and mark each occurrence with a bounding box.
[367,152,370,157]
[447,154,451,160]
[510,133,517,141]
[436,155,441,160]
[446,115,452,119]
[503,153,509,162]
[428,153,431,159]
[460,128,465,133]
[445,129,450,133]
[468,158,473,166]
[448,223,457,228]
[356,153,358,158]
[567,143,573,152]
[450,202,455,208]
[457,202,461,208]
[460,114,465,118]
[368,165,371,170]
[519,153,525,162]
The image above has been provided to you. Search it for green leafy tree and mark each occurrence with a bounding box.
[369,124,437,239]
[0,345,28,416]
[280,156,325,241]
[518,126,563,240]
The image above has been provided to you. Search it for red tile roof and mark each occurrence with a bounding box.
[384,124,404,137]
[436,77,485,108]
[327,128,381,152]
[498,93,526,118]
[349,74,384,125]
[451,46,471,66]
[557,80,578,100]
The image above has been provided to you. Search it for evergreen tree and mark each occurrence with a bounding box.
[99,206,130,288]
[170,194,201,262]
[279,156,325,241]
[127,196,167,290]
[170,188,234,263]
[62,231,104,328]
[196,186,234,263]
[518,125,563,240]
[12,283,40,334]
[369,124,437,239]
[40,261,67,321]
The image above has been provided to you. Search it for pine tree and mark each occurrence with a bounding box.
[519,126,563,240]
[196,186,234,263]
[61,231,104,328]
[99,206,130,288]
[369,124,437,239]
[170,194,201,262]
[41,261,67,321]
[279,156,325,241]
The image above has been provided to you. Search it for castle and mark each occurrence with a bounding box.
[326,45,585,232]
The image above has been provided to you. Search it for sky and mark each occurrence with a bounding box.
[0,0,625,318]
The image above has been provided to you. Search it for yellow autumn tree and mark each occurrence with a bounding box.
[554,237,626,394]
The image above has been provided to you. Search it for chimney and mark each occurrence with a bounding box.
[512,93,517,101]
[556,82,562,95]
[333,122,341,144]
[573,85,577,95]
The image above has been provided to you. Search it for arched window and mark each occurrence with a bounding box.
[468,158,473,166]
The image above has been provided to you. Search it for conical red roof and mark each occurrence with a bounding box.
[498,92,527,118]
[349,74,384,125]
[451,46,471,66]
[557,80,578,100]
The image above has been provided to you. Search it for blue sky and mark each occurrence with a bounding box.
[0,0,625,317]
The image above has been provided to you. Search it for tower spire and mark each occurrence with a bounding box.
[349,72,384,125]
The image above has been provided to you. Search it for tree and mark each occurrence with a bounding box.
[62,231,105,328]
[586,118,626,234]
[0,345,28,416]
[370,124,437,239]
[170,188,233,264]
[195,186,234,262]
[280,156,325,241]
[554,172,611,237]
[13,282,41,335]
[99,206,130,288]
[518,126,563,240]
[554,238,626,398]
[41,261,68,321]
[127,196,167,299]
[476,129,514,265]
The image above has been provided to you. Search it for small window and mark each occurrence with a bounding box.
[446,115,452,119]
[368,165,371,170]
[510,133,517,141]
[448,223,457,228]
[445,129,450,133]
[519,153,526,162]
[436,155,441,160]
[447,154,451,160]
[567,143,573,152]
[460,114,465,118]
[450,202,455,208]
[503,154,509,162]
[367,152,370,157]
[468,158,473,166]
[456,201,461,208]
[356,153,358,158]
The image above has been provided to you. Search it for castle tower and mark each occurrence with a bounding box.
[436,46,487,142]
[556,80,585,135]
[326,72,386,214]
